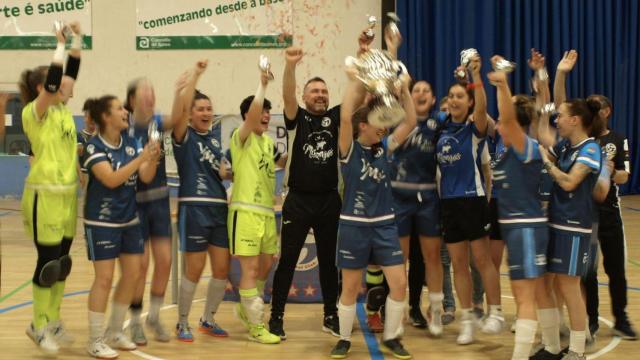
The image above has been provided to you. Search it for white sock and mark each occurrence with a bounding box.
[178,277,197,325]
[429,292,444,310]
[558,307,566,327]
[203,278,227,323]
[88,311,105,341]
[537,308,561,354]
[489,304,503,315]
[383,297,406,341]
[337,301,356,341]
[461,308,474,321]
[512,319,537,360]
[147,294,164,323]
[107,302,129,334]
[569,330,586,355]
[240,294,264,325]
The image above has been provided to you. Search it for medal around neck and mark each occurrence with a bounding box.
[259,55,275,81]
[345,49,408,129]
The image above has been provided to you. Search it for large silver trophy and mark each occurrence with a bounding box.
[346,13,408,128]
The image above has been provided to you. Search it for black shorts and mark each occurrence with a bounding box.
[488,197,502,240]
[441,196,490,244]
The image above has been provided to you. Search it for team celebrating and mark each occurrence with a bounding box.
[18,19,635,360]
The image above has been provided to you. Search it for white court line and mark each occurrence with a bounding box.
[587,316,622,360]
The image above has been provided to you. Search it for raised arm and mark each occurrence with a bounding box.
[388,75,416,150]
[238,70,270,145]
[283,47,303,120]
[172,60,208,142]
[553,50,577,108]
[339,73,367,157]
[469,54,488,136]
[34,27,67,118]
[487,56,526,153]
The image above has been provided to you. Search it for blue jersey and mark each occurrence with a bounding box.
[493,136,546,226]
[389,116,439,195]
[339,141,395,226]
[172,127,227,206]
[83,134,142,225]
[436,114,488,199]
[488,133,504,199]
[548,138,601,233]
[129,115,168,202]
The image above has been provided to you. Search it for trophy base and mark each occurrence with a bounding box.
[367,103,405,129]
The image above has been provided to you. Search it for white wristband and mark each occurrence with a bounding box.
[53,42,65,63]
[71,34,83,50]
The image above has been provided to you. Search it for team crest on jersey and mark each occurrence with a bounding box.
[373,146,384,158]
[321,117,331,127]
[570,151,578,161]
[211,138,220,148]
[586,146,596,154]
[427,119,437,130]
[87,144,95,154]
[605,143,617,158]
[125,146,135,156]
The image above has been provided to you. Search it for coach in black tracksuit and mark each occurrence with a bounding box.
[584,95,637,340]
[267,46,342,340]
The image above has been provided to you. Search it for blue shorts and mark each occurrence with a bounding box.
[394,190,440,237]
[179,204,228,252]
[137,197,172,240]
[502,224,548,280]
[582,222,600,281]
[85,222,144,261]
[547,226,591,276]
[336,223,404,269]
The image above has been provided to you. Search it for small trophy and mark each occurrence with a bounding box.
[540,103,556,116]
[53,20,72,38]
[457,48,479,80]
[259,55,274,81]
[493,58,517,73]
[386,12,400,35]
[345,49,408,129]
[366,15,377,38]
[148,120,161,143]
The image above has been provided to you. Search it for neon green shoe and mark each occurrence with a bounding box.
[234,303,250,330]
[248,324,281,344]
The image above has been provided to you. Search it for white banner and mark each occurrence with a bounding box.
[135,0,292,50]
[0,0,92,49]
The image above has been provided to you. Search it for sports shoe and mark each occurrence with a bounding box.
[441,308,455,325]
[330,339,351,359]
[176,323,194,342]
[145,318,171,342]
[529,348,564,360]
[234,303,250,330]
[481,313,505,334]
[199,318,228,337]
[367,312,384,333]
[128,323,147,346]
[381,338,412,359]
[86,337,118,359]
[511,316,517,333]
[408,307,427,329]
[106,331,136,351]
[248,323,281,344]
[366,286,386,312]
[48,320,75,347]
[26,323,59,355]
[427,307,443,336]
[323,314,340,337]
[268,315,286,340]
[613,320,638,340]
[561,351,585,360]
[457,319,475,345]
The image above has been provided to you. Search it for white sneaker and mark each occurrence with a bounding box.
[86,337,119,359]
[146,318,171,342]
[128,323,147,346]
[428,307,443,336]
[481,313,505,334]
[26,323,59,355]
[511,316,517,333]
[49,320,75,347]
[106,331,137,351]
[457,319,475,345]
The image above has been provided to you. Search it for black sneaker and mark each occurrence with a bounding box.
[330,339,351,359]
[323,314,340,337]
[613,320,638,340]
[268,315,286,340]
[589,322,599,337]
[529,348,563,360]
[408,307,427,329]
[381,338,412,359]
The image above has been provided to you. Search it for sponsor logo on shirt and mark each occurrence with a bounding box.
[359,158,386,182]
[321,117,331,127]
[87,144,95,154]
[302,130,334,162]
